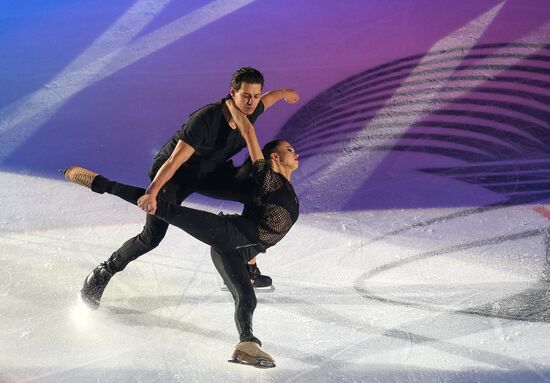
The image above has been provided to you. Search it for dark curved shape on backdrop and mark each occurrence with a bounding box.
[279,42,550,211]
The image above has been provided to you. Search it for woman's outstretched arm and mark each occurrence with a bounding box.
[225,99,264,163]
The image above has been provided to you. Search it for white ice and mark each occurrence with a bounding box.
[1,170,549,383]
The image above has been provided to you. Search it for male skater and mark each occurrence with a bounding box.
[80,67,300,309]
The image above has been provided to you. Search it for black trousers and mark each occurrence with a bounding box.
[107,161,250,273]
[95,176,262,345]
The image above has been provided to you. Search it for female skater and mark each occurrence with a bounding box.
[64,99,299,368]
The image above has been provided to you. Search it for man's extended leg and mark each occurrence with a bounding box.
[98,176,198,270]
[65,167,257,307]
[76,170,192,309]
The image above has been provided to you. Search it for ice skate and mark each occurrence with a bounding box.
[229,341,276,369]
[79,262,114,310]
[61,166,98,189]
[248,263,274,291]
[220,263,275,292]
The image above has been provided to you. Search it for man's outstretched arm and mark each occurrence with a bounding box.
[260,88,300,110]
[138,140,195,214]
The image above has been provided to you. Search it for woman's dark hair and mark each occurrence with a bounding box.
[236,140,286,181]
[230,67,264,91]
[261,139,285,160]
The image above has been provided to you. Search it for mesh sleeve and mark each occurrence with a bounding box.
[251,160,268,184]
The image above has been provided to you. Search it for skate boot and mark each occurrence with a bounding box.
[62,166,98,189]
[247,263,273,290]
[62,166,111,193]
[229,341,276,368]
[79,262,114,310]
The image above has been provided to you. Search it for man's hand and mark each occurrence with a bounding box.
[260,88,300,110]
[138,193,157,215]
[283,88,300,104]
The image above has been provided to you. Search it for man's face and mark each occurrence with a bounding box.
[231,82,262,115]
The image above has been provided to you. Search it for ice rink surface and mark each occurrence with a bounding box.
[1,1,550,381]
[1,171,549,383]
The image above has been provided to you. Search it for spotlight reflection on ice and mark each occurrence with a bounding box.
[70,294,95,332]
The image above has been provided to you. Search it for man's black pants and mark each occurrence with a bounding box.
[94,169,262,345]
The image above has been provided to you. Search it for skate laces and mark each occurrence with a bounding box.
[64,166,97,188]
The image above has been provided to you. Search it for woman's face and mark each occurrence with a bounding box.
[272,141,299,171]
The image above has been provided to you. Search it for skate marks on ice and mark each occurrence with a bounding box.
[109,287,550,380]
[254,287,550,383]
[367,188,550,244]
[0,264,14,297]
[366,198,546,244]
[77,283,546,375]
[70,292,386,375]
[355,226,550,323]
[354,197,550,323]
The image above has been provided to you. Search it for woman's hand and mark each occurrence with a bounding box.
[225,98,245,120]
[225,99,251,133]
[138,193,157,215]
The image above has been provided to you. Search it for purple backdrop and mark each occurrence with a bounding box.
[1,0,549,212]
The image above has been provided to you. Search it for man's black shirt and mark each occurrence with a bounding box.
[153,97,265,177]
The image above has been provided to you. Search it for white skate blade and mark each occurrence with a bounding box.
[254,284,275,292]
[221,285,275,293]
[228,350,276,369]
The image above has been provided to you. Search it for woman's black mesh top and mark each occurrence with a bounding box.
[229,160,299,252]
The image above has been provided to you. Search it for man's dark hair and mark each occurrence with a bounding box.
[230,67,264,90]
